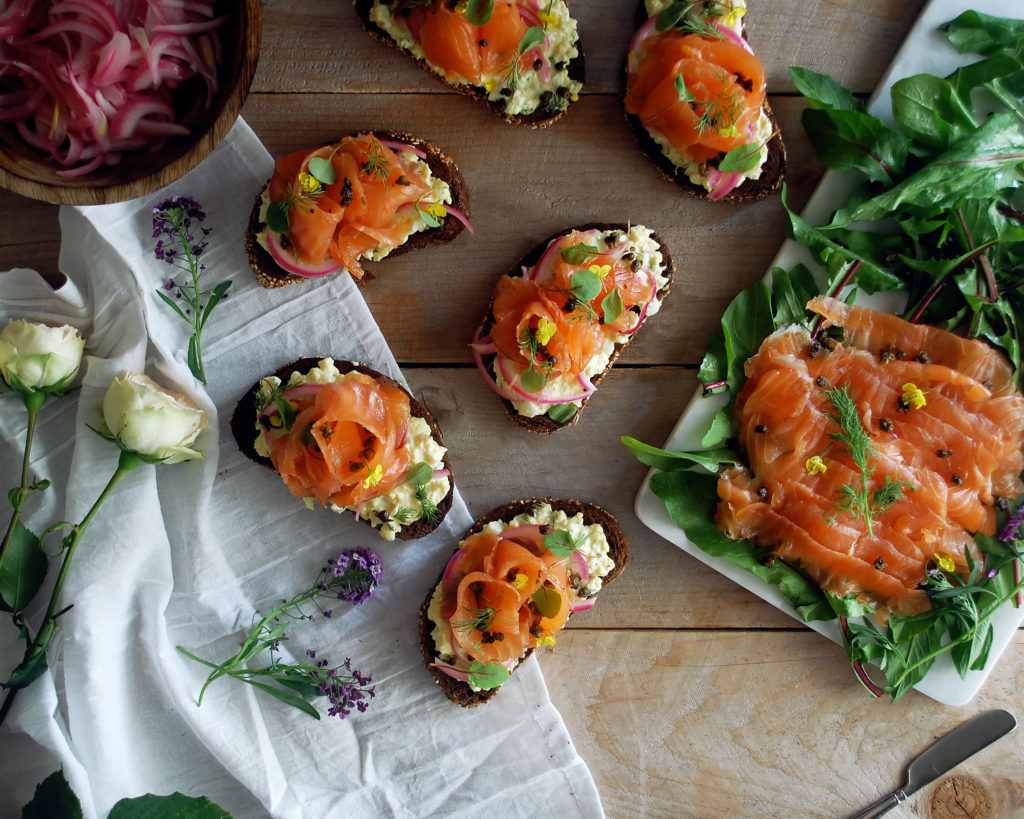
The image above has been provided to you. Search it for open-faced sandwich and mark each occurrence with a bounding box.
[420,498,628,706]
[245,131,471,288]
[230,357,453,540]
[355,0,584,126]
[623,0,785,201]
[472,223,673,432]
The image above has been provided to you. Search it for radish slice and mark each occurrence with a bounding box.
[264,230,346,278]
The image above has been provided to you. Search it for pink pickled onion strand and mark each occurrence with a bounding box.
[569,597,596,613]
[517,5,541,27]
[470,329,518,401]
[627,15,659,61]
[265,229,346,278]
[470,339,497,356]
[396,424,408,449]
[0,0,226,174]
[577,371,596,394]
[281,383,325,400]
[712,21,754,54]
[429,661,471,684]
[496,354,594,404]
[433,468,450,478]
[379,138,427,160]
[569,549,590,583]
[705,167,744,201]
[530,236,563,282]
[620,268,659,336]
[441,203,475,234]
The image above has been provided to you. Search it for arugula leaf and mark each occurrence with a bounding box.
[800,108,909,185]
[621,435,740,472]
[265,200,290,235]
[769,264,818,328]
[720,279,774,392]
[518,26,545,54]
[891,74,977,152]
[940,10,1024,58]
[519,366,547,393]
[543,530,580,558]
[790,66,866,112]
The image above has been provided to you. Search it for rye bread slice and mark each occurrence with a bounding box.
[353,0,585,128]
[624,2,786,203]
[419,497,629,706]
[245,130,470,289]
[476,222,674,433]
[230,357,453,540]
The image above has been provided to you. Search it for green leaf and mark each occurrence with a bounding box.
[7,647,49,689]
[800,107,909,185]
[697,332,728,388]
[156,290,190,324]
[22,770,82,819]
[621,435,741,472]
[790,66,866,112]
[239,677,320,719]
[769,264,818,328]
[720,280,773,392]
[601,287,624,324]
[107,791,233,819]
[542,530,578,558]
[518,26,545,54]
[519,367,547,394]
[531,585,562,619]
[571,269,602,302]
[464,0,494,26]
[674,72,696,103]
[468,661,510,690]
[940,10,1024,58]
[265,200,290,235]
[416,202,441,228]
[559,242,598,265]
[307,156,336,186]
[547,403,578,423]
[407,461,433,486]
[0,520,47,612]
[656,1,695,32]
[699,405,737,449]
[199,280,232,331]
[717,142,761,174]
[891,74,977,153]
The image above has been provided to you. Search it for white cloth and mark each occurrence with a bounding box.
[0,120,602,818]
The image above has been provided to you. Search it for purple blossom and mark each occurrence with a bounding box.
[327,546,382,605]
[316,658,375,719]
[999,506,1024,543]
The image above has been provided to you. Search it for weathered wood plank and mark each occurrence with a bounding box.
[255,0,926,95]
[538,629,1024,818]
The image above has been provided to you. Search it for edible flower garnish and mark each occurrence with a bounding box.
[363,464,384,489]
[535,317,558,346]
[933,553,956,573]
[805,455,827,476]
[588,263,612,278]
[901,383,927,410]
[426,202,448,220]
[537,635,556,648]
[512,572,529,590]
[723,4,746,26]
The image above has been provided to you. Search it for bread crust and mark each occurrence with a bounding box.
[229,357,453,540]
[419,498,629,706]
[353,0,585,128]
[476,222,674,433]
[624,2,786,203]
[245,130,470,289]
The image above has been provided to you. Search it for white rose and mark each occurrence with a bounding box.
[102,373,208,463]
[0,319,85,392]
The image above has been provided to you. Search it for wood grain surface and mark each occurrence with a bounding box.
[2,1,1022,816]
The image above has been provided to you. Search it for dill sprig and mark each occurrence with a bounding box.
[361,138,391,182]
[415,483,441,524]
[453,605,496,633]
[823,383,915,535]
[696,72,743,136]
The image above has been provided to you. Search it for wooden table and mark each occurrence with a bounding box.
[2,1,1022,816]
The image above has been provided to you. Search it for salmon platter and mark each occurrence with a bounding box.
[629,6,1024,704]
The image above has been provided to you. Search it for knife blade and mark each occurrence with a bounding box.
[847,709,1016,819]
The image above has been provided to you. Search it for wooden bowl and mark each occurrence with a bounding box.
[0,1,261,206]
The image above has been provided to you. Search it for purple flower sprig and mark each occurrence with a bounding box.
[176,547,382,721]
[152,195,231,385]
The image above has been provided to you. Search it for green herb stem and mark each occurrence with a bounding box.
[0,399,42,564]
[0,450,142,728]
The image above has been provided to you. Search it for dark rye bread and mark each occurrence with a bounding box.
[477,222,674,433]
[353,0,585,128]
[229,357,453,540]
[419,498,629,706]
[624,2,786,203]
[245,130,469,289]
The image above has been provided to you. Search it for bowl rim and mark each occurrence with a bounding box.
[0,0,262,207]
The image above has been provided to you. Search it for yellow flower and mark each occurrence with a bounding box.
[588,263,612,278]
[298,171,321,194]
[363,464,383,489]
[426,202,447,220]
[933,553,956,573]
[536,635,556,648]
[512,573,529,590]
[805,455,827,476]
[901,382,927,410]
[538,10,555,26]
[723,4,746,26]
[535,317,558,346]
[455,0,468,12]
[484,78,497,94]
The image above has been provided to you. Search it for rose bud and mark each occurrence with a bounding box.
[0,319,85,395]
[101,373,208,463]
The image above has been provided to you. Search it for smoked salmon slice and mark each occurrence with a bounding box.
[717,301,1024,617]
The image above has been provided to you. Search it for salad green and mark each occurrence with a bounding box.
[625,9,1024,699]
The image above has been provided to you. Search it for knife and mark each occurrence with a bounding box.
[848,709,1017,819]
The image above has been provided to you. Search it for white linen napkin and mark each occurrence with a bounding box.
[0,119,603,818]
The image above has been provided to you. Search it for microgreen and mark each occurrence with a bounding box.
[717,142,763,174]
[675,72,696,103]
[307,155,337,186]
[547,403,578,423]
[601,287,625,325]
[543,529,583,558]
[415,199,441,228]
[467,661,510,690]
[464,0,493,26]
[152,196,231,385]
[531,585,562,619]
[405,460,441,524]
[559,242,599,265]
[517,326,555,390]
[656,1,727,38]
[570,269,602,302]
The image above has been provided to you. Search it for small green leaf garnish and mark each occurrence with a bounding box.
[408,461,433,486]
[307,156,337,185]
[547,403,578,423]
[543,529,583,558]
[601,287,625,324]
[675,72,696,103]
[519,366,548,393]
[559,242,599,265]
[465,0,494,26]
[571,269,602,302]
[718,142,762,174]
[468,661,510,690]
[518,25,546,54]
[531,585,562,619]
[266,200,291,235]
[416,201,441,228]
[656,1,695,31]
